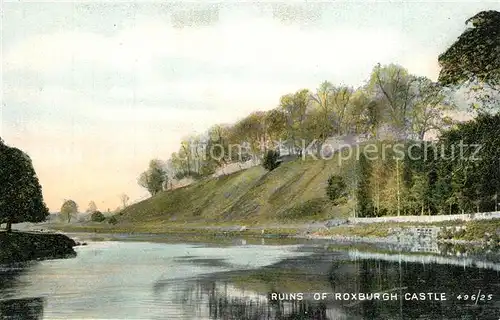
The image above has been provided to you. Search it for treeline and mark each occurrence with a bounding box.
[161,64,454,183]
[351,9,500,217]
[157,9,500,185]
[137,10,500,221]
[354,113,500,217]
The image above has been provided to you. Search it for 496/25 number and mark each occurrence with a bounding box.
[456,294,493,301]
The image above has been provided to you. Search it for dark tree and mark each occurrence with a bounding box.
[138,159,168,196]
[107,216,118,225]
[90,211,106,222]
[356,153,373,217]
[262,150,280,171]
[326,175,348,204]
[429,113,500,214]
[438,10,500,87]
[0,139,49,232]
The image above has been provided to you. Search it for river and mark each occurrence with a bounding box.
[0,234,499,319]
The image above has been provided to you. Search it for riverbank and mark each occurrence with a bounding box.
[45,218,500,248]
[0,231,77,264]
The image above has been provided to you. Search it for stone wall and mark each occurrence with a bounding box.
[350,211,500,224]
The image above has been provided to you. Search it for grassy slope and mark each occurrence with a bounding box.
[118,151,356,227]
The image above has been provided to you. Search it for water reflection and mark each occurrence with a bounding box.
[0,240,499,319]
[171,251,500,319]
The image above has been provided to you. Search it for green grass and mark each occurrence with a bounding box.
[48,222,300,237]
[441,219,500,241]
[317,224,391,238]
[116,153,356,227]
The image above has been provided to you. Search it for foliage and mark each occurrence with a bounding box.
[279,89,311,154]
[326,175,348,204]
[265,108,287,142]
[430,113,500,214]
[87,201,97,213]
[438,10,500,111]
[262,150,280,171]
[350,114,500,217]
[158,62,452,181]
[108,216,118,225]
[138,159,168,196]
[90,211,106,222]
[0,139,50,231]
[438,10,500,87]
[439,219,500,242]
[123,10,498,221]
[356,153,373,217]
[60,200,78,223]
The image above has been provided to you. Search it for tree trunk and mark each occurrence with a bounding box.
[6,220,12,233]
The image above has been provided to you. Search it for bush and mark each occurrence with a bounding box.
[326,175,348,204]
[108,216,118,225]
[262,150,280,171]
[90,211,106,222]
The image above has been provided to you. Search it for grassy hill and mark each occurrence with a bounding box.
[118,150,358,226]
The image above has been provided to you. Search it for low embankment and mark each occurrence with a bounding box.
[0,231,77,264]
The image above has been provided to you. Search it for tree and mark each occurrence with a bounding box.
[119,193,129,208]
[367,63,417,138]
[232,112,267,162]
[280,89,310,154]
[90,211,106,222]
[408,174,428,215]
[326,175,348,204]
[60,200,78,223]
[203,123,240,175]
[356,153,373,217]
[438,11,500,89]
[138,159,168,196]
[265,108,287,144]
[108,216,118,225]
[410,77,455,140]
[369,156,385,216]
[310,81,335,144]
[436,113,500,214]
[86,201,97,213]
[0,139,50,232]
[262,150,280,171]
[348,89,378,136]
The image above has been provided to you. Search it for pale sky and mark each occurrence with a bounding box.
[2,1,499,212]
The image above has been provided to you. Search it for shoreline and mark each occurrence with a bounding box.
[0,231,77,264]
[40,222,497,249]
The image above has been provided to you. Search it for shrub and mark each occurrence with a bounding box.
[326,175,348,204]
[262,150,280,171]
[108,216,118,225]
[90,211,106,222]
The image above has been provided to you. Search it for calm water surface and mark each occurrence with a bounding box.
[0,235,499,320]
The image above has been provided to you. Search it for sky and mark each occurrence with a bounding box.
[2,1,499,212]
